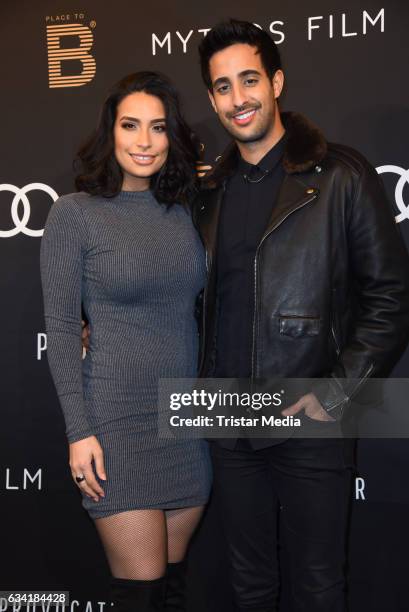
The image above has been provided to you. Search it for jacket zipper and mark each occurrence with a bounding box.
[325,362,375,413]
[349,362,375,397]
[331,322,341,357]
[251,192,318,378]
[281,314,319,319]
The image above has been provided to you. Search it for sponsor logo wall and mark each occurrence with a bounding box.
[1,2,408,610]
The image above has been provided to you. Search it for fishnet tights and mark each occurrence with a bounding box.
[94,506,204,579]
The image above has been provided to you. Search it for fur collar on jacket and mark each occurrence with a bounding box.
[201,111,328,190]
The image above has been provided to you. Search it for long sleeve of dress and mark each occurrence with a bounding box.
[40,195,93,443]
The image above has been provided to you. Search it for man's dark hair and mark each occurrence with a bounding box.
[75,71,199,206]
[199,19,282,90]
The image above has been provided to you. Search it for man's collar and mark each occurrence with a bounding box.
[237,133,287,176]
[201,112,327,191]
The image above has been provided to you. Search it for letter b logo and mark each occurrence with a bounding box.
[46,24,96,88]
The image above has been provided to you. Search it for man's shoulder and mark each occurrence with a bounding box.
[325,142,374,178]
[192,181,223,209]
[190,183,216,230]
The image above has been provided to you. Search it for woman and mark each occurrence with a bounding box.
[40,71,212,612]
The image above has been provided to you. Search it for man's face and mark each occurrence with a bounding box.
[207,43,283,144]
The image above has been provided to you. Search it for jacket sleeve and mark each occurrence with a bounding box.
[315,161,409,417]
[40,195,94,443]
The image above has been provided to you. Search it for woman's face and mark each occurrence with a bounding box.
[113,91,169,191]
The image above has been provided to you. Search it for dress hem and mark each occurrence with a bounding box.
[87,496,211,520]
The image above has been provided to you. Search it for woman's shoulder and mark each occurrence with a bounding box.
[48,191,99,221]
[53,190,92,210]
[43,192,98,237]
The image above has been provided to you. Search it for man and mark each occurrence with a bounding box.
[193,19,409,612]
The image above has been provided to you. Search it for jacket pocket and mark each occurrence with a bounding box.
[278,315,321,338]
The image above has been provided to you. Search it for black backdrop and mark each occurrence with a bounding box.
[1,1,409,610]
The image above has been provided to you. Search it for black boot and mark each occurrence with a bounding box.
[110,576,166,611]
[165,560,187,611]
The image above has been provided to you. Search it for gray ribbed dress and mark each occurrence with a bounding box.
[40,189,212,519]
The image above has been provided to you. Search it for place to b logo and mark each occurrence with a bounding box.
[46,23,96,89]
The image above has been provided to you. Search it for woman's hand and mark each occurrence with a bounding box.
[69,436,106,502]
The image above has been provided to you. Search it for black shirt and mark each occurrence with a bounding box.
[215,134,286,378]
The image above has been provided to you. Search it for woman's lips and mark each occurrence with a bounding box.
[232,108,257,126]
[129,153,156,165]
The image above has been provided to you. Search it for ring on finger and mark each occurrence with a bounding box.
[75,474,86,484]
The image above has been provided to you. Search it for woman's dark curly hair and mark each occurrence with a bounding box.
[75,71,199,206]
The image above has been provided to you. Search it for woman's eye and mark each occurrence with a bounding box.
[153,125,166,133]
[122,122,136,129]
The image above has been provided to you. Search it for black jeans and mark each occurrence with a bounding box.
[210,437,355,612]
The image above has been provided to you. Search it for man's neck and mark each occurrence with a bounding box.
[237,114,285,166]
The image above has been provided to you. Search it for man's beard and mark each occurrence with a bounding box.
[233,121,271,144]
[223,104,275,144]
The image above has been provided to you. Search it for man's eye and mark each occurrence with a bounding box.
[244,78,258,86]
[216,84,229,94]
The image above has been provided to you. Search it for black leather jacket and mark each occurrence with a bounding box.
[192,112,409,418]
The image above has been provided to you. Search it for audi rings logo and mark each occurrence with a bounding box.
[0,183,58,238]
[377,165,409,224]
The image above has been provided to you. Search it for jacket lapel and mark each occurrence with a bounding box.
[262,174,319,238]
